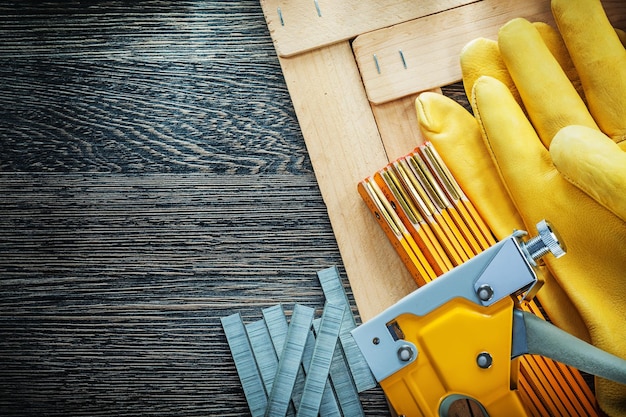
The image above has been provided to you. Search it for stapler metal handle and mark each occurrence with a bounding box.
[513,309,626,385]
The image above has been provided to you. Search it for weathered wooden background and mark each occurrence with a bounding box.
[0,2,391,415]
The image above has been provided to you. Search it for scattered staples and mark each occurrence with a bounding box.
[222,268,369,417]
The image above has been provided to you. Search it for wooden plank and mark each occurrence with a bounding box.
[353,0,555,104]
[260,0,476,57]
[0,173,362,416]
[354,0,626,104]
[0,2,309,175]
[371,93,430,162]
[0,2,397,415]
[278,42,418,321]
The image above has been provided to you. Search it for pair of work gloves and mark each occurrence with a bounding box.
[415,0,626,415]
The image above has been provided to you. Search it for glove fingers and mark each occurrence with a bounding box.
[532,22,585,100]
[415,92,523,239]
[552,0,626,141]
[475,75,626,417]
[471,76,554,202]
[417,91,591,343]
[461,24,586,112]
[460,38,520,106]
[498,18,598,147]
[551,125,626,222]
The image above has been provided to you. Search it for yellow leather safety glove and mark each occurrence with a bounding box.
[415,19,593,343]
[418,14,605,343]
[417,0,626,414]
[415,92,590,343]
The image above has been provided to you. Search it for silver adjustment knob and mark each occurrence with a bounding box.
[521,220,566,265]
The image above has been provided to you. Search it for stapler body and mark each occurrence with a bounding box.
[352,220,626,417]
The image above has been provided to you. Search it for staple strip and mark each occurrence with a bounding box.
[220,313,268,417]
[264,304,341,416]
[317,267,356,329]
[262,305,301,414]
[313,318,365,417]
[261,305,290,362]
[302,328,341,417]
[317,266,377,392]
[302,327,342,417]
[297,304,345,417]
[338,333,376,392]
[245,319,279,395]
[264,304,314,417]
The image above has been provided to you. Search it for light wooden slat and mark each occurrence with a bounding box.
[352,0,558,104]
[278,42,418,321]
[371,92,437,162]
[354,0,626,104]
[260,0,476,57]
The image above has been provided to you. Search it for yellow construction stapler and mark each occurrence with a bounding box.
[351,220,626,417]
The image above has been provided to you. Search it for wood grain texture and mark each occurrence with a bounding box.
[0,173,395,416]
[371,92,429,162]
[0,1,309,174]
[0,2,391,416]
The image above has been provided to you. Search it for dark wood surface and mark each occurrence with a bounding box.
[0,2,391,416]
